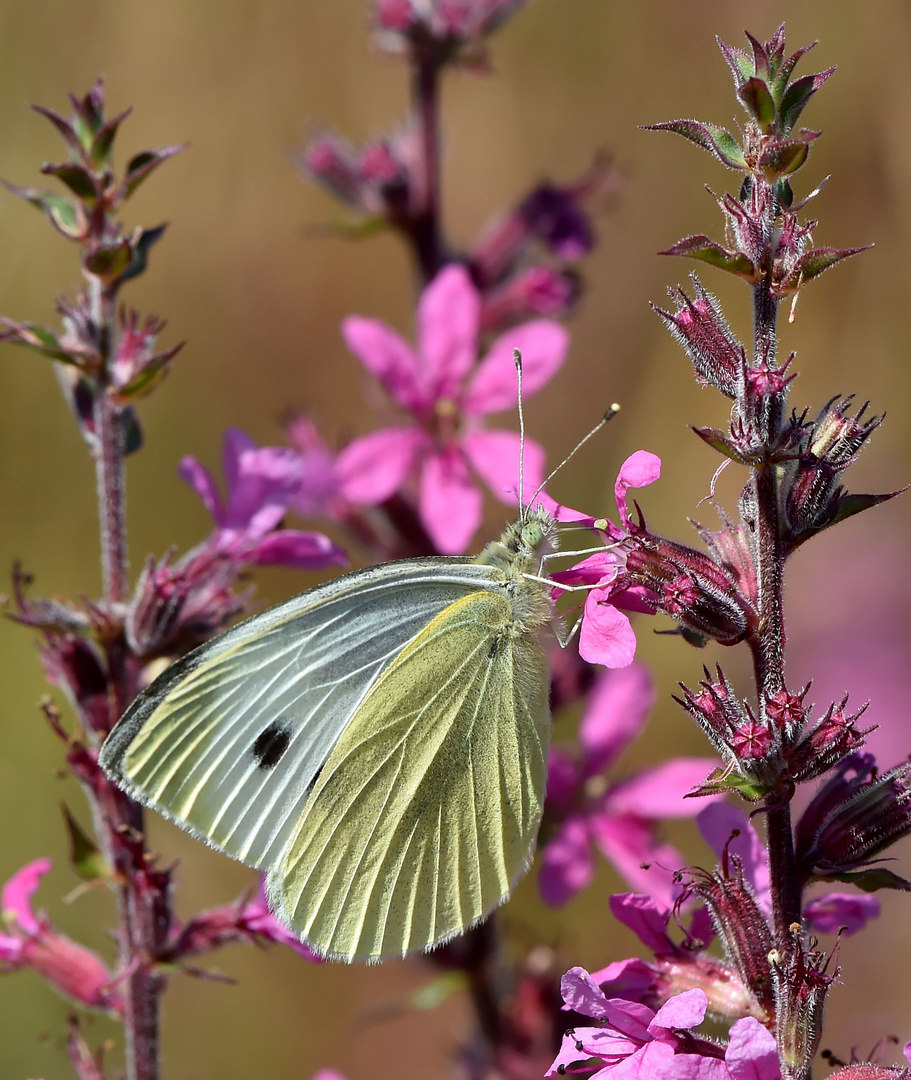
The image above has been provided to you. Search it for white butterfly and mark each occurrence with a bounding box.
[100,503,559,962]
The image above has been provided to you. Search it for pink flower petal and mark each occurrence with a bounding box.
[417,265,480,400]
[591,816,682,907]
[698,803,771,916]
[725,1017,780,1080]
[803,892,880,936]
[579,665,655,775]
[614,450,662,528]
[225,443,303,537]
[461,429,545,508]
[559,966,615,1020]
[2,858,51,936]
[342,316,424,412]
[546,748,581,809]
[222,427,257,496]
[649,989,708,1037]
[580,591,637,668]
[179,455,224,523]
[588,957,660,1003]
[463,319,568,416]
[608,893,673,953]
[608,758,718,819]
[539,816,594,907]
[244,530,348,570]
[419,447,482,554]
[336,427,425,504]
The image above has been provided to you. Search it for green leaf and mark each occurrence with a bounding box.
[118,224,167,284]
[41,161,99,203]
[738,77,777,133]
[320,214,390,240]
[779,245,869,292]
[0,318,86,365]
[780,69,835,133]
[688,769,774,802]
[122,405,144,455]
[4,182,83,239]
[62,804,111,881]
[661,235,756,279]
[759,140,809,181]
[812,868,911,893]
[91,106,133,169]
[692,427,759,464]
[122,144,187,201]
[116,343,183,400]
[84,239,133,281]
[646,120,746,170]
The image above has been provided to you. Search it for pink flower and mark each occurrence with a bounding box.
[240,881,321,961]
[547,450,662,668]
[180,427,346,570]
[539,664,719,908]
[548,968,730,1079]
[336,264,568,553]
[1,860,123,1014]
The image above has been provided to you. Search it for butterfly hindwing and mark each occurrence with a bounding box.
[269,589,551,962]
[101,559,500,869]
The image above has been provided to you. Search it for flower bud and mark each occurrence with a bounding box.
[797,762,911,877]
[654,278,743,398]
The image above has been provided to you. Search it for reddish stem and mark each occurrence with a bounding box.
[89,276,165,1080]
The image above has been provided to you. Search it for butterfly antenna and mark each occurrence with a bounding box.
[529,403,621,507]
[514,349,527,519]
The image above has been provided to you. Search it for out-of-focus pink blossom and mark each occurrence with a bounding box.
[180,427,346,570]
[0,860,123,1014]
[337,264,568,553]
[539,664,718,908]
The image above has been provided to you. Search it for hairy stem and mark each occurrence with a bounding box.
[749,196,802,943]
[89,276,164,1080]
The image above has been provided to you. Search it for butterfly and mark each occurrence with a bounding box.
[99,501,560,962]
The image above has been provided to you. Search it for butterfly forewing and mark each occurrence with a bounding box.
[269,589,551,962]
[101,560,501,869]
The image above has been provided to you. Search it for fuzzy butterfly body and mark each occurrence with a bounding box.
[100,505,558,961]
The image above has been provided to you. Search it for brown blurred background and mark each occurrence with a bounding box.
[2,1,911,1077]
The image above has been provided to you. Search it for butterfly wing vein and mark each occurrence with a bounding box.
[269,589,550,962]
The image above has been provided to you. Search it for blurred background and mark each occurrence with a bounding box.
[2,1,910,1077]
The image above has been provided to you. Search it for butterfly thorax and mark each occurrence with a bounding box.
[474,504,557,633]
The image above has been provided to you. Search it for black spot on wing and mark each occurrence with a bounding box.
[252,721,292,770]
[487,636,501,660]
